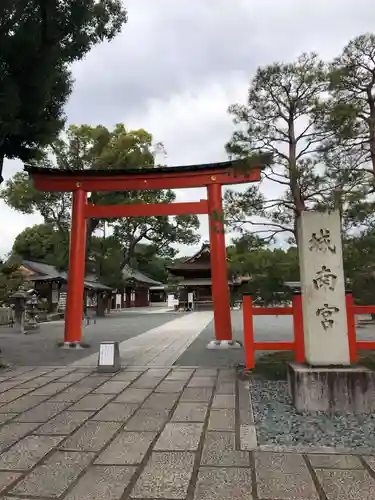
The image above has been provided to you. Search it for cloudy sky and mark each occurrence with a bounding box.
[1,0,375,258]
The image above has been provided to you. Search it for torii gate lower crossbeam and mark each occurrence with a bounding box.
[24,160,264,349]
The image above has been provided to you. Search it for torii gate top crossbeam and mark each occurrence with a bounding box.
[24,159,265,192]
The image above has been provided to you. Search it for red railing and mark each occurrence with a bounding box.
[346,293,375,363]
[243,292,375,369]
[242,293,305,369]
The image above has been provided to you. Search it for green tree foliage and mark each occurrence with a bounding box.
[343,228,375,305]
[133,244,172,283]
[325,33,375,173]
[0,0,127,182]
[86,234,124,289]
[2,124,200,277]
[225,53,330,242]
[227,235,299,305]
[12,224,69,270]
[311,34,375,233]
[0,256,24,306]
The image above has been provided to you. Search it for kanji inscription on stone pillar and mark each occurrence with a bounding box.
[298,211,350,365]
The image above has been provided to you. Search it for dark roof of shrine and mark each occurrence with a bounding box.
[24,156,270,178]
[167,244,211,272]
[21,260,113,291]
[122,266,162,286]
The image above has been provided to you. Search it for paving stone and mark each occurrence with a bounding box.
[131,376,164,389]
[308,454,363,469]
[142,392,179,410]
[0,471,22,493]
[188,377,216,388]
[0,422,41,452]
[238,382,251,409]
[114,388,152,404]
[9,372,44,382]
[216,382,236,394]
[239,408,253,425]
[69,394,114,411]
[0,395,47,413]
[144,368,171,378]
[201,432,249,466]
[96,431,156,464]
[0,381,24,391]
[0,389,32,404]
[0,414,17,425]
[212,394,236,408]
[31,382,71,396]
[49,367,77,377]
[49,387,92,402]
[111,371,144,381]
[194,467,252,500]
[0,435,63,470]
[131,451,195,499]
[195,369,217,377]
[171,402,208,422]
[93,380,131,394]
[180,387,214,402]
[15,401,70,423]
[155,380,186,393]
[124,409,170,432]
[240,425,257,450]
[61,421,121,451]
[316,468,375,500]
[364,456,375,472]
[18,375,60,389]
[255,452,319,500]
[35,411,94,435]
[208,409,235,431]
[92,403,138,422]
[10,450,94,498]
[74,377,109,389]
[165,370,194,381]
[58,372,89,383]
[217,369,236,381]
[64,465,136,500]
[154,422,203,451]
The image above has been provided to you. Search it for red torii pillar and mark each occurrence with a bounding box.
[206,183,240,348]
[64,188,87,345]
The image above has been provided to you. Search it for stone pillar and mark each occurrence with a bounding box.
[298,210,350,366]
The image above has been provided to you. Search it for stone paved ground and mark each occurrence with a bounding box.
[0,365,373,499]
[0,311,182,366]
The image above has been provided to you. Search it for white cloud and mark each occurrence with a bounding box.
[1,0,375,258]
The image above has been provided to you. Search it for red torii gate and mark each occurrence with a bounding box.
[24,160,264,347]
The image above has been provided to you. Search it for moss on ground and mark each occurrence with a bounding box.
[237,350,375,380]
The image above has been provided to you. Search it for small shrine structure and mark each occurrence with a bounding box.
[167,243,247,309]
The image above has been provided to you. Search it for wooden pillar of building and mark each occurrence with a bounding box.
[207,183,232,342]
[64,188,87,344]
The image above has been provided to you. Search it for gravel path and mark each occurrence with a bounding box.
[250,378,375,452]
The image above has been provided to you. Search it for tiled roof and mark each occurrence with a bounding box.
[122,266,162,286]
[21,261,112,291]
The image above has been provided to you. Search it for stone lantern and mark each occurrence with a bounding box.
[10,285,40,334]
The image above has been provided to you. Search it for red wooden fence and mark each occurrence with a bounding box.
[242,292,375,369]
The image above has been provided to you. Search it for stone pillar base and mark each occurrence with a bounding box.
[288,362,375,414]
[58,342,90,349]
[206,340,242,350]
